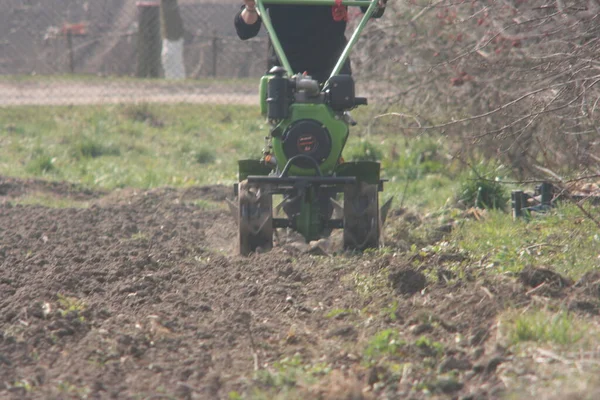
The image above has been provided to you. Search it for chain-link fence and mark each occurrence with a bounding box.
[0,0,272,105]
[0,0,392,107]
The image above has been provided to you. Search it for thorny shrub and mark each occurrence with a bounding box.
[353,0,600,180]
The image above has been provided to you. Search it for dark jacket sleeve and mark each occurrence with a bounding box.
[361,0,386,19]
[234,5,262,40]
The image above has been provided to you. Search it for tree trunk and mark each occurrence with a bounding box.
[136,2,162,78]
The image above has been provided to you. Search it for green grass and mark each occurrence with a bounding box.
[25,153,56,175]
[347,106,463,210]
[363,329,406,366]
[342,124,460,210]
[345,269,389,298]
[324,308,356,319]
[56,380,91,399]
[57,293,87,315]
[0,103,463,212]
[0,103,264,190]
[0,74,257,87]
[251,354,332,399]
[449,205,600,279]
[455,161,511,210]
[2,96,600,400]
[190,199,227,211]
[12,194,90,209]
[500,310,596,347]
[1,104,596,279]
[10,380,34,394]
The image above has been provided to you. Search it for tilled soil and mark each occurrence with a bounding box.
[1,175,599,400]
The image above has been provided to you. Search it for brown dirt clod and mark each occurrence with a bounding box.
[388,267,428,295]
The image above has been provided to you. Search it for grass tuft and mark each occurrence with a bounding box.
[194,148,216,164]
[363,329,406,365]
[455,162,510,210]
[501,310,592,347]
[72,137,121,159]
[26,154,56,175]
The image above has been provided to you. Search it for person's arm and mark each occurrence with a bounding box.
[361,0,387,19]
[235,0,262,40]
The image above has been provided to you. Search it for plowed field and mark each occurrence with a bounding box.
[1,175,599,399]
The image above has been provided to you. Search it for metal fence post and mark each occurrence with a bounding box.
[511,190,523,219]
[539,182,553,206]
[65,31,74,74]
[212,30,219,77]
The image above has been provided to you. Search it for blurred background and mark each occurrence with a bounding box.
[1,0,268,105]
[1,0,599,181]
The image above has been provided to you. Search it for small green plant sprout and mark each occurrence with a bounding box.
[11,379,34,393]
[228,391,243,400]
[129,231,147,241]
[380,301,400,322]
[255,353,332,390]
[56,380,91,399]
[57,293,87,320]
[347,270,388,298]
[363,329,406,366]
[325,308,355,319]
[414,336,444,357]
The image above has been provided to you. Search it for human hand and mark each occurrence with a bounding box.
[243,0,256,11]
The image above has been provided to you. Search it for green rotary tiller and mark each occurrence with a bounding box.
[231,0,391,255]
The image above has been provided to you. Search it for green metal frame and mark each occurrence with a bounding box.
[255,0,380,84]
[244,0,383,244]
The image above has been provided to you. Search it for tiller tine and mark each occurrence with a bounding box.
[380,196,394,226]
[330,198,344,219]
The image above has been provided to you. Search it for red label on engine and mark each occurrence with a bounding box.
[298,134,317,153]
